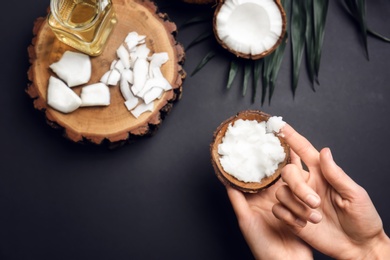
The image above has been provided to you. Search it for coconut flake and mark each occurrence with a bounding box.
[134,44,150,59]
[124,98,139,111]
[144,88,164,105]
[49,51,91,87]
[266,116,286,134]
[116,45,130,69]
[80,83,110,107]
[47,76,82,113]
[136,77,166,98]
[131,58,149,95]
[121,69,134,85]
[131,101,154,118]
[100,69,121,86]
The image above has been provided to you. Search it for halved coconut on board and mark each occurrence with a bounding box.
[210,110,290,193]
[213,0,287,60]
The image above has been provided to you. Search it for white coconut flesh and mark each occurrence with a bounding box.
[215,0,283,57]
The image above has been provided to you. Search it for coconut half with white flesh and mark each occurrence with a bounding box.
[213,0,287,60]
[210,110,290,193]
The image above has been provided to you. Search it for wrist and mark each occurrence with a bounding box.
[360,231,390,260]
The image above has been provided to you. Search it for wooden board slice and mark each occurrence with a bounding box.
[27,0,186,146]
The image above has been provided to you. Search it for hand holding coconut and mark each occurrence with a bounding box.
[225,123,390,259]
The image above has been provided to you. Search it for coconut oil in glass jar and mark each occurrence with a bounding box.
[48,0,117,56]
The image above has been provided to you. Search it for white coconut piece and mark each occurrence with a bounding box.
[126,39,139,52]
[134,44,150,60]
[131,58,149,94]
[113,60,125,73]
[136,77,167,98]
[137,35,146,43]
[125,32,139,43]
[100,69,121,86]
[124,98,139,111]
[131,101,154,118]
[215,0,283,57]
[144,87,164,105]
[100,71,110,85]
[80,83,110,107]
[47,76,82,113]
[149,52,169,66]
[121,69,134,85]
[119,76,137,102]
[49,51,91,87]
[148,52,169,78]
[266,116,286,134]
[125,32,141,51]
[116,45,131,69]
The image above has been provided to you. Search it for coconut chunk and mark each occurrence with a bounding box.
[112,59,125,73]
[144,88,164,105]
[214,0,285,58]
[47,76,82,113]
[148,52,169,78]
[124,98,139,111]
[125,32,139,42]
[116,45,131,69]
[49,51,91,87]
[80,83,110,107]
[131,58,149,95]
[120,75,136,102]
[100,69,121,86]
[125,31,146,51]
[136,77,167,98]
[121,69,134,85]
[131,101,154,118]
[266,116,286,134]
[134,44,150,60]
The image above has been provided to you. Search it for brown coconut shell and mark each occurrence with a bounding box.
[213,0,287,60]
[210,110,290,193]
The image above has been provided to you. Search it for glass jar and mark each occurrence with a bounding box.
[48,0,117,56]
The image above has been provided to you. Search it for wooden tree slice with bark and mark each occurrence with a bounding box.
[27,0,186,147]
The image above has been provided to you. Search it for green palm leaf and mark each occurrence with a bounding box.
[343,0,369,59]
[252,59,263,103]
[187,31,213,50]
[268,34,288,104]
[291,0,307,95]
[191,50,216,76]
[343,0,390,44]
[226,60,239,89]
[305,0,315,88]
[313,0,329,82]
[242,62,252,96]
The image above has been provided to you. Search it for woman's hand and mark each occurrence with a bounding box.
[272,124,390,259]
[227,181,313,260]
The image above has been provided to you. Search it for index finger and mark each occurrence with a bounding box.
[281,124,319,167]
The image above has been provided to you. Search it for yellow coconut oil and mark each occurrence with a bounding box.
[48,0,117,56]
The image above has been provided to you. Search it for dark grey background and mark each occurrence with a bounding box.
[1,0,389,259]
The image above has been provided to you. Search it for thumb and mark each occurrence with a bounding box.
[320,148,360,197]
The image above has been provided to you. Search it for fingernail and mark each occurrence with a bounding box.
[306,194,320,208]
[328,148,333,160]
[309,212,322,223]
[296,218,307,227]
